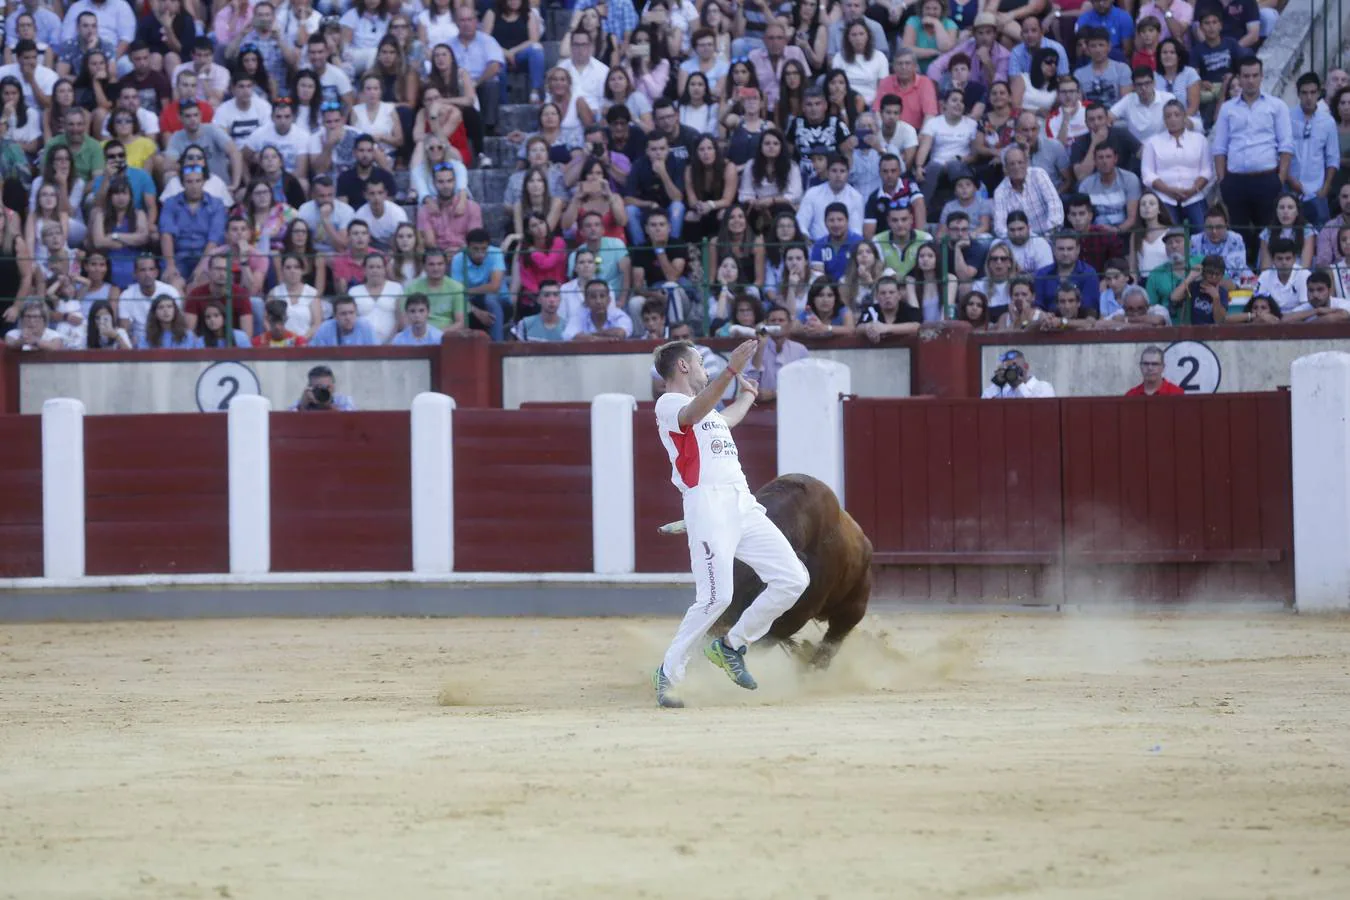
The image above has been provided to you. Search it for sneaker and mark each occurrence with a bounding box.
[704,637,757,690]
[653,665,684,708]
[529,90,541,103]
[477,154,494,169]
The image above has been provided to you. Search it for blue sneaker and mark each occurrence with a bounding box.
[704,637,758,690]
[653,665,684,708]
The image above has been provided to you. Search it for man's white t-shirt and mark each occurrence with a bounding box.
[354,201,408,250]
[214,96,273,143]
[654,392,749,493]
[1254,267,1311,313]
[559,57,608,108]
[245,122,313,171]
[117,280,184,342]
[920,115,978,167]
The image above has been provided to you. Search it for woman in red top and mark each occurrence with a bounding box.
[512,212,568,319]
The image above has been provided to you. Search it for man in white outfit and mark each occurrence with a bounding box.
[651,338,810,708]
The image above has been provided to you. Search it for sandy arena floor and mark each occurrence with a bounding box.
[1,611,1349,899]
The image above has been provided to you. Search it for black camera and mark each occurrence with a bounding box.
[590,142,604,157]
[311,385,332,405]
[1003,365,1023,388]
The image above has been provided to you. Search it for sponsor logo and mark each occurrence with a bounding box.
[710,439,723,453]
[701,543,717,612]
[702,541,714,560]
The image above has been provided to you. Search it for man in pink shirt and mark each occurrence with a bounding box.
[871,47,938,132]
[417,164,483,255]
[747,21,807,114]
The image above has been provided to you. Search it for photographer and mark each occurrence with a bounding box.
[563,125,631,194]
[981,348,1056,398]
[290,365,357,411]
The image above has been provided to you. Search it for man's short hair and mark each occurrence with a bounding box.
[308,33,328,47]
[645,208,669,224]
[265,299,288,322]
[1131,64,1155,81]
[765,304,790,319]
[332,295,357,311]
[652,97,676,114]
[1056,281,1082,300]
[1010,275,1034,292]
[802,85,825,101]
[232,71,255,87]
[1053,230,1080,245]
[826,153,849,170]
[875,275,901,291]
[539,279,561,293]
[948,54,971,71]
[1103,257,1129,273]
[1006,210,1029,226]
[1140,344,1164,361]
[585,278,609,293]
[13,39,36,56]
[653,340,697,380]
[465,227,491,245]
[1081,25,1110,43]
[77,11,98,24]
[193,37,214,53]
[308,364,335,380]
[424,246,446,261]
[1268,237,1298,257]
[1308,270,1333,289]
[404,292,430,311]
[824,202,849,220]
[1201,254,1225,273]
[129,39,150,54]
[880,93,902,111]
[1066,193,1093,212]
[1297,72,1323,91]
[1239,57,1263,73]
[947,210,970,225]
[641,295,667,318]
[1136,15,1161,32]
[605,104,632,123]
[1205,204,1230,223]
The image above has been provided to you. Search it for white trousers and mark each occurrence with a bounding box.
[662,485,810,683]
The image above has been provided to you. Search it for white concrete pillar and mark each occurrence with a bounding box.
[591,393,637,574]
[1292,352,1350,612]
[411,391,456,573]
[228,394,271,575]
[777,359,852,504]
[41,398,85,580]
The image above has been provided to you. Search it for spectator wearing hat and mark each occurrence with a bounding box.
[927,13,1009,90]
[1143,226,1200,308]
[982,349,1055,398]
[1213,57,1293,267]
[1125,346,1185,395]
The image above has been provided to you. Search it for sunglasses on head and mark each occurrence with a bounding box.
[433,162,455,172]
[320,100,341,112]
[999,350,1020,363]
[181,165,204,175]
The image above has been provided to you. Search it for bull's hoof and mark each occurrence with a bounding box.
[807,640,840,670]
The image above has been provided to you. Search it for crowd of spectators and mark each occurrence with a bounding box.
[3,0,1350,359]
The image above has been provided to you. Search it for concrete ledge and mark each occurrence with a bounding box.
[0,571,693,592]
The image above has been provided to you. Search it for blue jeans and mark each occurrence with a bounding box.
[1162,199,1207,232]
[1302,195,1332,228]
[625,201,686,247]
[469,293,507,341]
[497,44,545,103]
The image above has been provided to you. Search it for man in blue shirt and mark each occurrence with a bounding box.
[87,139,158,218]
[1008,16,1069,78]
[158,167,226,290]
[391,294,445,346]
[809,203,863,282]
[1289,73,1340,227]
[450,5,504,136]
[1075,0,1134,62]
[310,296,377,346]
[1212,57,1293,266]
[451,228,508,341]
[1033,232,1101,313]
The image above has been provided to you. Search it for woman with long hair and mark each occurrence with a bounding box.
[563,6,620,68]
[1,76,41,156]
[718,58,760,117]
[32,145,86,246]
[387,13,427,77]
[513,167,564,237]
[621,25,671,104]
[724,87,769,166]
[677,71,718,134]
[426,42,484,161]
[1012,47,1061,113]
[72,49,113,136]
[0,196,35,325]
[560,158,627,240]
[340,0,393,75]
[601,67,654,132]
[902,0,958,75]
[349,252,405,343]
[390,223,424,284]
[76,250,120,314]
[1154,38,1201,120]
[906,242,956,322]
[85,299,132,349]
[790,0,830,73]
[824,67,865,129]
[197,300,251,347]
[484,0,545,105]
[44,78,76,142]
[711,204,754,282]
[255,144,307,210]
[506,104,580,171]
[842,240,893,311]
[417,0,458,50]
[544,65,588,131]
[139,294,203,348]
[1258,192,1317,269]
[239,178,296,263]
[684,135,738,244]
[411,86,471,169]
[775,60,809,130]
[708,256,760,333]
[756,211,807,290]
[772,244,814,316]
[89,177,149,289]
[512,211,568,319]
[504,135,567,209]
[740,129,801,234]
[266,252,323,339]
[1132,191,1175,276]
[272,218,327,298]
[351,72,404,162]
[238,47,276,105]
[956,290,991,330]
[796,280,854,336]
[832,22,888,107]
[714,293,765,337]
[370,34,417,108]
[290,69,323,132]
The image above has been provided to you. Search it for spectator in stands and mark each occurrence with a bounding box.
[253,298,308,348]
[1110,66,1171,142]
[1012,48,1067,120]
[449,6,504,136]
[1286,271,1350,322]
[1100,283,1172,326]
[1125,345,1184,395]
[1074,27,1131,107]
[291,364,357,411]
[56,11,114,79]
[85,299,132,349]
[994,145,1063,237]
[1234,293,1283,324]
[928,13,1008,90]
[349,253,404,344]
[1034,231,1100,312]
[514,280,566,341]
[738,127,803,231]
[1253,237,1310,313]
[560,24,609,109]
[1039,281,1098,331]
[637,294,668,340]
[185,254,253,334]
[452,228,508,340]
[1256,192,1316,270]
[569,210,631,309]
[995,275,1046,328]
[1314,184,1350,267]
[1140,100,1211,230]
[785,87,855,186]
[138,293,202,348]
[1069,103,1140,186]
[1064,194,1126,273]
[4,40,58,111]
[390,294,443,346]
[808,202,864,283]
[354,179,407,252]
[1131,191,1174,275]
[1213,57,1292,266]
[565,277,632,340]
[1077,144,1140,232]
[1290,73,1340,228]
[195,299,250,347]
[511,212,568,320]
[1153,39,1201,121]
[874,202,934,278]
[1009,111,1070,192]
[915,88,978,213]
[630,207,688,295]
[855,272,921,342]
[4,300,63,350]
[1191,205,1251,282]
[797,154,865,241]
[299,175,354,259]
[1167,253,1230,324]
[1139,227,1191,306]
[266,252,322,341]
[862,154,925,240]
[406,247,466,334]
[872,50,938,138]
[748,22,805,113]
[310,295,377,346]
[623,131,686,247]
[418,163,481,255]
[982,348,1055,397]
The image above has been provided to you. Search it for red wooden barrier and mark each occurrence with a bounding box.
[453,408,592,572]
[844,397,1064,602]
[0,416,43,577]
[84,414,230,575]
[270,412,412,572]
[634,406,777,573]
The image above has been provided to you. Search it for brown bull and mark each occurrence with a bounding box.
[665,474,873,667]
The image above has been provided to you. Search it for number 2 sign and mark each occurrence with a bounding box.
[1162,340,1221,394]
[195,361,262,412]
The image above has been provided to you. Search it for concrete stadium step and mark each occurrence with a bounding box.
[499,103,543,133]
[483,135,517,162]
[545,6,571,41]
[465,167,512,199]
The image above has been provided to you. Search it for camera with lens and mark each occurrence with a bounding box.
[311,385,332,405]
[590,142,605,157]
[1002,364,1023,388]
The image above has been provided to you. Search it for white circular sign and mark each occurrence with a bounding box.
[195,361,262,412]
[1163,340,1221,394]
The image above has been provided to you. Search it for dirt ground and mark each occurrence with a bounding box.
[2,610,1349,899]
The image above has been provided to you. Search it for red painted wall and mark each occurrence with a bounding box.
[0,416,43,577]
[270,412,413,572]
[84,414,230,575]
[453,408,592,572]
[634,406,777,573]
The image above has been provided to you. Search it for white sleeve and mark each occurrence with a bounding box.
[655,391,692,433]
